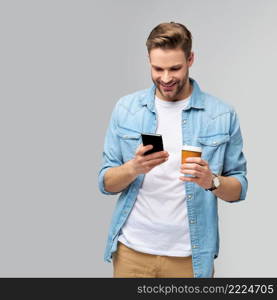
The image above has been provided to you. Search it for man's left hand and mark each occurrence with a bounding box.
[179,157,213,190]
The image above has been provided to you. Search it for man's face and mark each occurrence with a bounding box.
[149,47,194,101]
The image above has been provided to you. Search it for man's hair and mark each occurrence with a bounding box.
[146,22,192,59]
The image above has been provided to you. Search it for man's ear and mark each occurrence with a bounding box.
[187,51,194,67]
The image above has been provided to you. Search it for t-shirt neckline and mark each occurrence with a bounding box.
[155,95,190,108]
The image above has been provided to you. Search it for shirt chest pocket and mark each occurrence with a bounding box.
[197,134,230,174]
[117,127,141,162]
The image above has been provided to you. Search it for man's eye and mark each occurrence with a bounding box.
[154,67,180,71]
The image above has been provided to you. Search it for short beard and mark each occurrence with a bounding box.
[154,72,189,101]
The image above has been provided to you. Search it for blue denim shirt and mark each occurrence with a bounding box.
[98,78,248,278]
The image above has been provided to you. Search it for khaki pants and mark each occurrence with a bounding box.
[113,242,195,278]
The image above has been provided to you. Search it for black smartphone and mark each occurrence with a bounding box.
[141,133,164,155]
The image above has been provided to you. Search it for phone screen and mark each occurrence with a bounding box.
[141,133,164,155]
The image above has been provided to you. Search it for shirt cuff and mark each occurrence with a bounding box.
[228,174,248,202]
[98,168,120,195]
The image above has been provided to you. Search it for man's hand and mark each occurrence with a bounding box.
[128,144,169,176]
[179,157,213,189]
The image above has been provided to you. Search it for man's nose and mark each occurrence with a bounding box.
[161,72,172,83]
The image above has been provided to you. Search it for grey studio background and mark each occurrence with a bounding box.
[1,0,276,277]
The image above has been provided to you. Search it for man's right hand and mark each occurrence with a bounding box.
[127,144,169,176]
[104,144,169,193]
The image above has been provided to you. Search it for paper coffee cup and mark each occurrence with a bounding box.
[181,145,202,164]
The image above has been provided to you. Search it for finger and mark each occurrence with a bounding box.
[180,169,201,177]
[143,157,168,168]
[185,157,208,166]
[180,163,204,172]
[179,176,198,182]
[136,144,153,156]
[144,150,169,161]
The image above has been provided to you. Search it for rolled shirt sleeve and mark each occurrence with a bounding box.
[222,109,248,202]
[98,102,123,195]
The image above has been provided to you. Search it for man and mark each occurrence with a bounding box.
[98,22,248,278]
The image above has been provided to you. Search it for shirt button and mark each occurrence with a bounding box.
[183,120,187,124]
[190,220,195,224]
[187,195,192,199]
[192,245,197,249]
[213,141,217,145]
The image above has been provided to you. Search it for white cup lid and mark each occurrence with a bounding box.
[182,145,202,152]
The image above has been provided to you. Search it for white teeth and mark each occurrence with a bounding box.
[161,83,176,87]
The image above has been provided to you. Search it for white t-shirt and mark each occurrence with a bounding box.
[118,95,192,256]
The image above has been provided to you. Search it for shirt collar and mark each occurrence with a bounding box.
[140,77,205,112]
